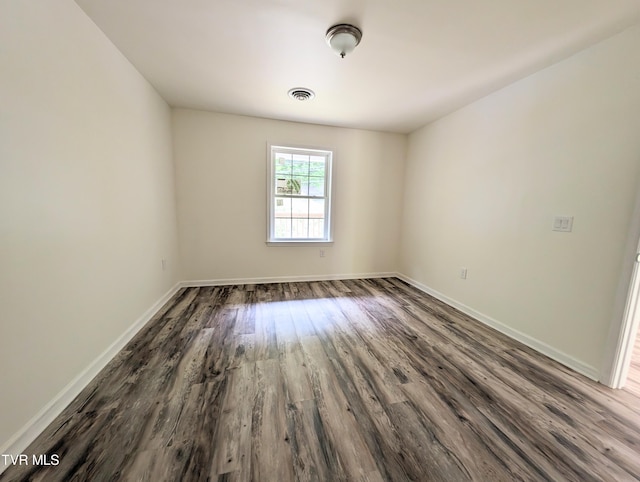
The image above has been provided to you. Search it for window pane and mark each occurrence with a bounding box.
[308,177,324,196]
[309,218,325,238]
[291,198,309,238]
[309,199,325,238]
[291,198,309,218]
[309,199,325,217]
[292,177,308,196]
[275,154,292,174]
[274,197,291,216]
[292,218,309,238]
[292,158,309,177]
[274,218,291,238]
[310,159,325,177]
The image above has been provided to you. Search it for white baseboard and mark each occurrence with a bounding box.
[396,273,600,381]
[0,282,181,472]
[181,271,397,287]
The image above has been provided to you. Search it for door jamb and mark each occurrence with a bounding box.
[601,178,640,388]
[605,252,640,388]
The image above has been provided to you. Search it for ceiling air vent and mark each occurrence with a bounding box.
[288,88,315,101]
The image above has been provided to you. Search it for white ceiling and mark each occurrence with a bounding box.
[75,0,640,133]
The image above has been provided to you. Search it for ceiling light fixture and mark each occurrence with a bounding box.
[288,87,315,101]
[325,23,362,58]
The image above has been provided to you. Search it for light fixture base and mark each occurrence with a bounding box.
[325,23,362,58]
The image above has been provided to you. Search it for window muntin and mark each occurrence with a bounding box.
[268,145,332,243]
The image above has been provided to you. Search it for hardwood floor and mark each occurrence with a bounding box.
[2,278,640,481]
[625,331,640,398]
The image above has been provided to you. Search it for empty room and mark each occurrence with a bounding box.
[3,0,640,480]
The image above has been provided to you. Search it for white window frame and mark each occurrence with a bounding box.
[267,144,334,245]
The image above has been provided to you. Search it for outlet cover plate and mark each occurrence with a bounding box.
[552,216,573,232]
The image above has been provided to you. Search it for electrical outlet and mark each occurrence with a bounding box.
[460,268,468,279]
[552,216,573,232]
[162,259,167,271]
[319,249,325,258]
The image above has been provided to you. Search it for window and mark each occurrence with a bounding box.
[267,144,333,244]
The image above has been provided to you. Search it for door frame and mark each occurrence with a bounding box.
[605,251,640,388]
[601,182,640,389]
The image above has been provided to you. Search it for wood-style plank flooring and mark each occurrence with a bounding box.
[625,331,640,398]
[3,278,640,481]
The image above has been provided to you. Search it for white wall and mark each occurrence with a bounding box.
[0,0,179,449]
[173,109,406,282]
[399,24,640,378]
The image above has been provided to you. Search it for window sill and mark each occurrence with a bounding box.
[266,240,334,247]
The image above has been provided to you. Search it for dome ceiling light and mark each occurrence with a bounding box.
[325,23,362,58]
